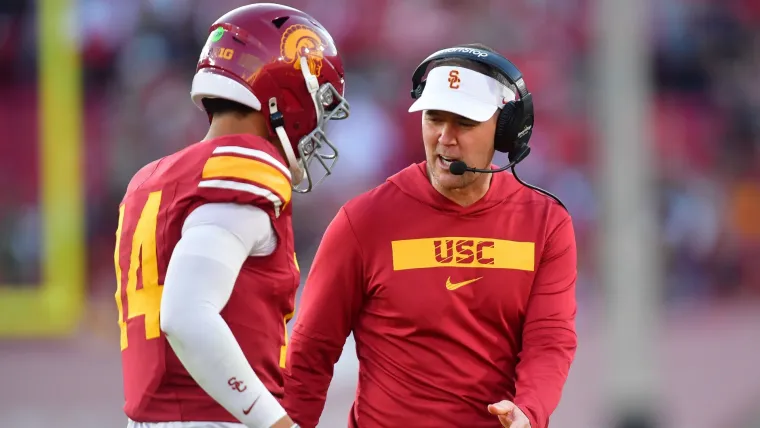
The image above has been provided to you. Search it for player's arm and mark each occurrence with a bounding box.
[511,213,579,428]
[159,202,294,428]
[282,206,365,428]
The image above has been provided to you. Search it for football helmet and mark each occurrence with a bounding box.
[191,3,350,193]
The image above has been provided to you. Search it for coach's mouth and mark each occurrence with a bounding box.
[438,155,458,169]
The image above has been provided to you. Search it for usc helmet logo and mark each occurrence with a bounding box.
[280,24,324,76]
[448,69,461,89]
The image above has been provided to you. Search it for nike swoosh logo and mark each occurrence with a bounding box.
[242,396,260,415]
[446,276,483,291]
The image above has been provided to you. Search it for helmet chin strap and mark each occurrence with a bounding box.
[268,98,304,185]
[299,56,322,126]
[267,56,323,188]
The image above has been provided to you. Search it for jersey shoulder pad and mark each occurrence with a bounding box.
[124,158,162,197]
[192,135,293,217]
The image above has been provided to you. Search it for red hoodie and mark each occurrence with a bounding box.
[283,162,577,428]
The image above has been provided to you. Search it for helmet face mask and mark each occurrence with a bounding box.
[294,80,350,193]
[190,3,350,193]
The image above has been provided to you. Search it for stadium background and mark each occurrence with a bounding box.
[1,0,759,427]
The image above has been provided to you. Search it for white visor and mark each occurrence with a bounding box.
[408,66,516,122]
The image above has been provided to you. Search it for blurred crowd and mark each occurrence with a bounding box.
[1,0,759,306]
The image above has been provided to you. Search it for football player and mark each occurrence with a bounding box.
[113,4,349,428]
[282,44,577,428]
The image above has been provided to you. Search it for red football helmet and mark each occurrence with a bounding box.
[191,3,350,193]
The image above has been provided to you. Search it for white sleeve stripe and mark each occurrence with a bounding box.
[198,180,282,217]
[212,146,292,179]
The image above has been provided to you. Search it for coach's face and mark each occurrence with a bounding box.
[422,109,497,191]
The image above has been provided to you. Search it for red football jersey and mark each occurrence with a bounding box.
[114,134,300,423]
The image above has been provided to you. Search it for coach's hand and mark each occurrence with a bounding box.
[487,400,531,428]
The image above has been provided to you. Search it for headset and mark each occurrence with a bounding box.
[410,46,566,211]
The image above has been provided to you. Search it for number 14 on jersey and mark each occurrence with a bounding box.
[114,190,295,366]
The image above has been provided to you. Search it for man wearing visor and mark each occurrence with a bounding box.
[283,44,578,428]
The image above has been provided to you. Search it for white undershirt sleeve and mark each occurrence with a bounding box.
[159,203,285,428]
[176,202,278,257]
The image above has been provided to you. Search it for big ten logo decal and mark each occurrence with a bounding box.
[434,239,494,265]
[448,69,461,89]
[391,237,535,271]
[211,46,235,60]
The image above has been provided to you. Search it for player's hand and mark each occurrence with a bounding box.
[487,400,531,428]
[269,414,298,428]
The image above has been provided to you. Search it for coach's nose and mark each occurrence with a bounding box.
[437,121,459,147]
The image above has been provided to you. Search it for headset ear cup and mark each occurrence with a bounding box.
[412,81,426,99]
[495,101,521,153]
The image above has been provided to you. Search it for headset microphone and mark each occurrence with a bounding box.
[448,161,469,175]
[448,146,531,176]
[449,160,513,175]
[447,146,566,210]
